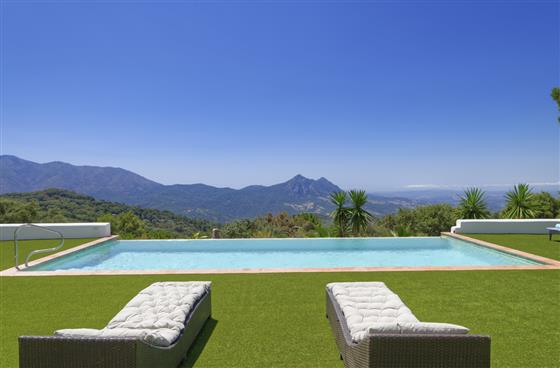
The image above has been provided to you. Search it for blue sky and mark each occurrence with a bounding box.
[1,1,559,191]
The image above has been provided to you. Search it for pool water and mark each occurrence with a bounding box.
[28,237,540,271]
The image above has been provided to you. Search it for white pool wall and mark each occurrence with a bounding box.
[0,223,111,240]
[451,219,559,234]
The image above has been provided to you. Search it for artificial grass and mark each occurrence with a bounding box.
[1,270,558,367]
[467,234,560,261]
[0,238,98,271]
[0,235,559,367]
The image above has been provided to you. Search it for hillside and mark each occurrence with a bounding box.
[0,189,216,237]
[0,156,419,221]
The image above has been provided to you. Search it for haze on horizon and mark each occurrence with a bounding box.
[1,1,558,191]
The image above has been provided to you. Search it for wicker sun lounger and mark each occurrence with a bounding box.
[326,282,491,368]
[19,282,212,368]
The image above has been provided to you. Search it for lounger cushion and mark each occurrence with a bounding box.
[55,328,179,347]
[365,322,469,334]
[397,322,469,334]
[327,282,469,342]
[55,282,211,347]
[107,282,209,330]
[327,282,419,341]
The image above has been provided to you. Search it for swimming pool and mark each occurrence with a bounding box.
[27,236,541,272]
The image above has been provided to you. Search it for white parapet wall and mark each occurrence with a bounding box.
[451,219,559,234]
[0,223,111,240]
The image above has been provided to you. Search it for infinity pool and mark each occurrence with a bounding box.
[28,237,540,271]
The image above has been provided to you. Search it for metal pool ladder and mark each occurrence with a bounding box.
[14,223,64,270]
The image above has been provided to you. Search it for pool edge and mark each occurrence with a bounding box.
[442,232,560,267]
[0,236,119,276]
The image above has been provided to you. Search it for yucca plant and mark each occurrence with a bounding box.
[348,190,374,235]
[330,191,350,237]
[503,183,537,219]
[458,187,490,219]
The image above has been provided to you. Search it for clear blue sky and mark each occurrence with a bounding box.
[1,1,558,191]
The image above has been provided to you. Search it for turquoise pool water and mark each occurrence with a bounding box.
[28,237,540,271]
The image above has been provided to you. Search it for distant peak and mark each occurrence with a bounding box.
[286,174,312,183]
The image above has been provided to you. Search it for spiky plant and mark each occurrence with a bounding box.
[348,190,374,235]
[503,184,537,219]
[330,191,350,237]
[458,187,490,219]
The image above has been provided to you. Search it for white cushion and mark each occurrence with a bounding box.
[55,328,102,338]
[367,322,469,335]
[54,327,179,347]
[327,282,469,342]
[55,281,211,347]
[399,322,469,334]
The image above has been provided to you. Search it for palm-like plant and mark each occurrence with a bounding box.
[330,191,350,237]
[348,190,374,235]
[503,184,536,219]
[458,187,490,219]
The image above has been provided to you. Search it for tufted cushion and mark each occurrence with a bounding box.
[55,281,210,347]
[327,282,468,342]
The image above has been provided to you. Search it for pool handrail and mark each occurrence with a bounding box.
[14,223,65,270]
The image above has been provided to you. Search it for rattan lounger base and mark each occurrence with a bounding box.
[19,289,211,368]
[326,288,491,368]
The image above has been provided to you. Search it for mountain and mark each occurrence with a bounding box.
[0,155,418,222]
[132,174,345,222]
[0,155,162,203]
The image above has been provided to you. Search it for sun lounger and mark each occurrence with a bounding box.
[546,224,560,240]
[19,282,211,368]
[326,282,491,368]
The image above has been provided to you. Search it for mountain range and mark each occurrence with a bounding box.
[0,155,419,222]
[4,155,551,222]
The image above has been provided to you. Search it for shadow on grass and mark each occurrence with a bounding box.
[180,318,218,367]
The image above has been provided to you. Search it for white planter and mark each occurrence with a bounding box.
[451,219,559,234]
[0,223,111,240]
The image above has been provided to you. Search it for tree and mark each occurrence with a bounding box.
[0,199,39,223]
[458,187,490,219]
[348,190,374,235]
[552,87,560,123]
[503,184,537,219]
[330,191,350,237]
[378,204,458,236]
[98,211,146,239]
[532,192,559,218]
[222,219,256,238]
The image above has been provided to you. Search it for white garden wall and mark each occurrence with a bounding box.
[451,219,559,234]
[0,223,111,240]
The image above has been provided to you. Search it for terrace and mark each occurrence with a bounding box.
[0,234,558,367]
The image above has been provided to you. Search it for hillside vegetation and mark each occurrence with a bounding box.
[1,187,558,239]
[0,189,216,238]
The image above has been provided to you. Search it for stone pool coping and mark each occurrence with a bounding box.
[1,233,558,277]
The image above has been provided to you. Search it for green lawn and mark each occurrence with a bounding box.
[0,238,98,271]
[1,235,559,367]
[466,234,560,261]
